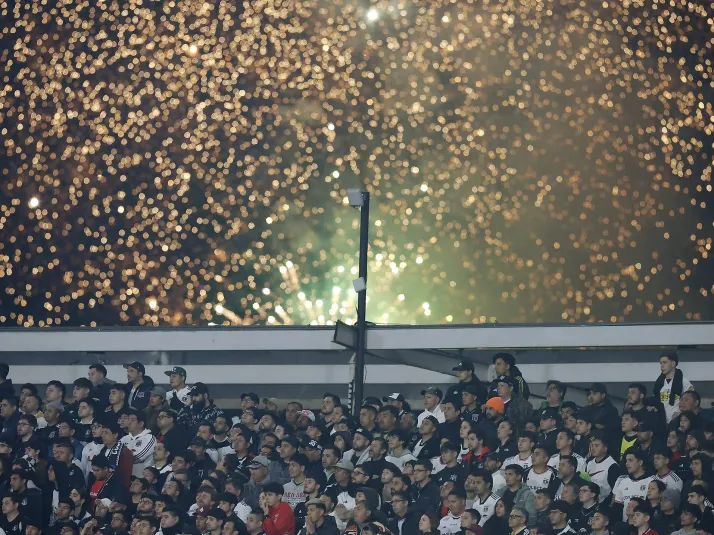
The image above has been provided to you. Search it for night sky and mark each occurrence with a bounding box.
[1,0,713,327]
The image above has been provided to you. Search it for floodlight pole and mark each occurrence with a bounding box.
[353,191,370,417]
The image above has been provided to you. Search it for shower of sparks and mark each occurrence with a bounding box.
[0,0,713,327]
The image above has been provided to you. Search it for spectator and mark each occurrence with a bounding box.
[299,498,340,535]
[587,431,622,504]
[612,448,654,523]
[540,380,567,411]
[507,506,530,535]
[144,387,168,436]
[87,365,115,409]
[495,376,532,431]
[177,383,224,435]
[0,363,14,402]
[586,383,621,445]
[413,416,441,461]
[498,464,536,524]
[66,379,93,423]
[103,385,129,428]
[654,353,695,424]
[446,361,488,407]
[123,362,154,411]
[549,429,586,475]
[549,499,576,534]
[381,393,410,418]
[1,396,21,438]
[120,409,156,478]
[488,353,530,400]
[418,388,445,427]
[260,481,295,535]
[438,488,467,534]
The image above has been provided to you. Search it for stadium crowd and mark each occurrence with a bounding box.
[0,352,710,535]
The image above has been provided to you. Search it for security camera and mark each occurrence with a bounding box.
[346,188,364,208]
[352,277,366,292]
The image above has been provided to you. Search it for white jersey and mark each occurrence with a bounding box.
[658,376,694,423]
[587,455,619,502]
[283,479,306,509]
[438,513,462,534]
[612,474,654,521]
[504,454,532,471]
[166,385,192,407]
[417,405,445,426]
[473,493,500,526]
[654,470,683,493]
[80,441,104,481]
[385,452,417,469]
[491,470,507,494]
[120,428,156,478]
[233,500,251,523]
[525,466,558,491]
[548,452,586,475]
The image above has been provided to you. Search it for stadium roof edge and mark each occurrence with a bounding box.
[1,321,714,352]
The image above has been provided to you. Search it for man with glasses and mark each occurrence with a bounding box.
[570,482,600,533]
[411,459,440,516]
[156,409,189,454]
[508,506,531,535]
[387,491,420,535]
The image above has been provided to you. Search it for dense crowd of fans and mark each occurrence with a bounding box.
[0,352,710,535]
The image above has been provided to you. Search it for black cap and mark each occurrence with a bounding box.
[452,360,474,372]
[190,382,209,396]
[462,384,481,396]
[421,386,443,398]
[241,392,259,403]
[588,383,607,394]
[217,492,238,505]
[189,436,207,448]
[539,408,560,421]
[123,361,145,375]
[281,435,299,448]
[303,439,324,451]
[636,420,655,433]
[91,455,111,468]
[354,428,373,441]
[496,375,515,387]
[164,367,187,378]
[206,508,226,521]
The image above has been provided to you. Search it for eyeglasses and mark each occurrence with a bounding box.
[353,471,366,477]
[413,468,427,473]
[509,514,524,519]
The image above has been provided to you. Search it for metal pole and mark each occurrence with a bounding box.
[353,191,370,417]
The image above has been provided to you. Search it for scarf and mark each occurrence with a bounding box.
[653,368,683,406]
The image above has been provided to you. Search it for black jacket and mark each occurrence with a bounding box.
[16,487,44,527]
[387,507,421,535]
[125,376,155,410]
[0,379,15,402]
[410,479,440,516]
[445,376,488,405]
[488,365,530,399]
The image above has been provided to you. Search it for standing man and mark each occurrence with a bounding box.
[417,387,445,426]
[164,367,192,412]
[446,360,488,407]
[488,353,530,400]
[654,352,695,424]
[88,364,115,409]
[123,361,154,410]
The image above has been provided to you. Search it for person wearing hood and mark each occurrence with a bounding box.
[123,362,154,411]
[488,353,530,400]
[298,499,340,535]
[0,363,15,403]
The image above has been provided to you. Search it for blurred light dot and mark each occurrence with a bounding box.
[366,9,379,21]
[28,197,39,208]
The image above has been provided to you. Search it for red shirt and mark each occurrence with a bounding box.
[263,501,295,535]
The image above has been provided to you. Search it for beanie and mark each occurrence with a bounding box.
[485,397,505,414]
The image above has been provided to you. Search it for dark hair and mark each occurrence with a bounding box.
[628,383,647,396]
[682,391,701,405]
[79,398,96,411]
[0,363,9,380]
[73,378,93,391]
[519,431,538,444]
[323,393,341,406]
[378,405,399,418]
[3,396,17,408]
[127,409,146,425]
[581,481,600,498]
[650,479,666,494]
[660,352,679,364]
[470,469,492,489]
[89,364,107,377]
[559,455,578,470]
[47,380,66,397]
[625,447,648,464]
[414,459,433,472]
[322,446,341,459]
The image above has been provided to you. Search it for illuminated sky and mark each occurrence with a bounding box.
[0,0,713,327]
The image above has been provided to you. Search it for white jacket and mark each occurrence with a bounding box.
[121,428,156,478]
[80,441,105,481]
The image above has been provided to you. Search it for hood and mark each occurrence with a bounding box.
[356,486,381,510]
[510,365,524,377]
[333,431,353,451]
[97,377,116,387]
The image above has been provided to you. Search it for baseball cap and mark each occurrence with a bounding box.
[207,508,226,521]
[299,409,316,422]
[164,366,187,377]
[587,383,607,394]
[452,360,474,372]
[381,393,406,403]
[280,435,299,448]
[496,375,514,387]
[248,455,270,468]
[422,415,439,427]
[335,459,354,471]
[189,436,207,448]
[462,384,481,396]
[421,386,443,398]
[150,387,167,399]
[123,361,145,375]
[539,408,560,421]
[97,498,112,509]
[190,382,209,396]
[303,439,324,451]
[305,498,326,510]
[91,455,111,468]
[354,428,373,441]
[636,421,655,433]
